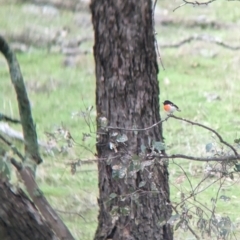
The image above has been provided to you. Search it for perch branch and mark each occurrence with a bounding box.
[108,116,170,131]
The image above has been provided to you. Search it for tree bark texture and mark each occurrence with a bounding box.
[91,1,173,239]
[0,181,56,240]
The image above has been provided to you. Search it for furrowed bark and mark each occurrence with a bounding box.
[91,0,173,239]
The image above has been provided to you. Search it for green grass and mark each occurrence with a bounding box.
[1,0,240,239]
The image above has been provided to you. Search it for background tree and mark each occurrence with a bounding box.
[0,36,74,240]
[91,0,172,239]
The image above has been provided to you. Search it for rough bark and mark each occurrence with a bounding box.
[0,181,56,240]
[91,0,173,239]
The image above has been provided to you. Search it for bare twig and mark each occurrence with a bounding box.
[163,153,239,162]
[173,160,194,193]
[173,0,217,11]
[160,35,240,51]
[108,116,170,131]
[186,222,200,240]
[152,0,165,70]
[169,115,239,156]
[0,113,21,124]
[208,177,225,234]
[0,133,25,161]
[55,209,86,222]
[175,176,221,209]
[173,2,187,12]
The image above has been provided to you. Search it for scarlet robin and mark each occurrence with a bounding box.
[163,100,181,114]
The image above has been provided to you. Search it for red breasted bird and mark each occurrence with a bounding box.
[163,100,181,114]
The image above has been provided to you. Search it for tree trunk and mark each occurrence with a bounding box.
[91,0,173,239]
[0,181,56,240]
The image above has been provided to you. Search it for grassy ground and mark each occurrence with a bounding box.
[1,0,240,239]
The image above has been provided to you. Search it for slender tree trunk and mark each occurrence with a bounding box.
[91,0,173,239]
[0,181,55,240]
[0,35,75,240]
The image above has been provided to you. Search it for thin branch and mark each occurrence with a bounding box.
[0,133,25,161]
[173,2,187,12]
[0,113,21,124]
[173,0,217,11]
[55,209,86,222]
[208,177,225,234]
[186,221,200,240]
[169,115,239,156]
[152,0,165,70]
[172,160,194,193]
[175,176,222,209]
[108,116,170,131]
[160,35,240,51]
[163,153,239,162]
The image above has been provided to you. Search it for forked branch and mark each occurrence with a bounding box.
[169,115,238,156]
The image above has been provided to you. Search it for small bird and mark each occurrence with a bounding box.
[163,100,181,114]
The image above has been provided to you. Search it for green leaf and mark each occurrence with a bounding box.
[106,156,112,165]
[234,163,240,172]
[118,166,127,178]
[140,144,146,153]
[128,160,141,174]
[112,165,126,179]
[141,160,154,171]
[205,143,213,152]
[167,214,181,225]
[138,181,146,188]
[109,193,118,199]
[116,134,128,143]
[153,141,165,151]
[234,138,240,144]
[111,132,118,137]
[151,182,157,191]
[112,165,121,179]
[120,206,130,216]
